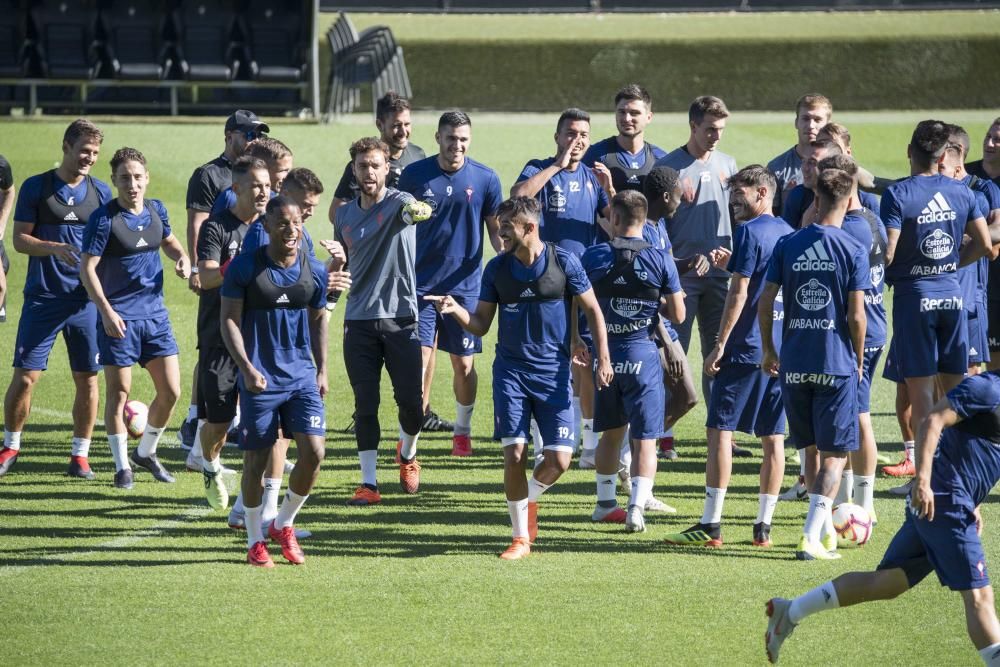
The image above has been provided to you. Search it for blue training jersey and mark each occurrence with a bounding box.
[515,158,610,258]
[398,155,503,297]
[939,372,1000,509]
[582,137,667,193]
[81,199,171,320]
[765,223,870,375]
[15,172,113,300]
[480,244,591,374]
[643,218,673,256]
[842,210,888,348]
[220,251,327,390]
[882,174,981,296]
[957,187,991,314]
[782,185,880,229]
[581,235,681,345]
[241,219,315,257]
[724,213,794,364]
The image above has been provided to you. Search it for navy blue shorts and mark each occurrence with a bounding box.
[706,361,785,437]
[882,338,903,384]
[493,363,574,451]
[890,293,967,377]
[878,500,989,591]
[593,342,664,439]
[968,308,990,365]
[98,317,179,368]
[238,383,325,450]
[13,297,100,372]
[858,345,884,413]
[781,371,858,452]
[417,293,481,356]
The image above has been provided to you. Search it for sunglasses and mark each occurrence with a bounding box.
[245,130,266,142]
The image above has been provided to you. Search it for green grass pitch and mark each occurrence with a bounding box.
[1,111,997,665]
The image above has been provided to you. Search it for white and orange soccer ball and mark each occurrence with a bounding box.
[833,503,873,547]
[123,400,148,439]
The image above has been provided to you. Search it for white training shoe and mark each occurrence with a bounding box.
[185,446,205,472]
[578,449,596,469]
[625,504,646,533]
[644,495,677,513]
[617,464,631,490]
[778,476,808,501]
[765,597,797,663]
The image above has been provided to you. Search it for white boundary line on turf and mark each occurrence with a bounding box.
[0,505,212,577]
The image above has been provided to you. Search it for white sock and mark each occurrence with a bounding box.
[804,494,833,543]
[596,473,617,503]
[788,581,839,624]
[136,424,165,458]
[262,477,282,524]
[619,442,632,470]
[572,396,582,441]
[756,493,779,524]
[359,449,377,487]
[854,474,875,513]
[835,470,854,505]
[232,490,245,514]
[186,404,197,421]
[71,437,91,458]
[527,476,552,502]
[508,499,529,539]
[194,418,205,447]
[203,455,222,474]
[630,475,653,509]
[823,504,836,540]
[245,504,265,548]
[275,490,308,529]
[4,430,21,451]
[700,487,727,525]
[531,419,544,459]
[108,433,129,472]
[799,457,806,476]
[979,642,1000,666]
[399,427,418,461]
[904,440,915,462]
[581,419,597,452]
[454,402,473,436]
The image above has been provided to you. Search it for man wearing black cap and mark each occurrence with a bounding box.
[178,110,269,448]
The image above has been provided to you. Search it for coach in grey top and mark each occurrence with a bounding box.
[334,136,432,506]
[655,96,738,405]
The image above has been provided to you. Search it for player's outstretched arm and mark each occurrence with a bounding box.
[757,281,780,377]
[575,288,613,389]
[161,234,191,279]
[425,295,496,337]
[220,296,266,394]
[80,252,126,339]
[308,306,329,398]
[912,398,961,522]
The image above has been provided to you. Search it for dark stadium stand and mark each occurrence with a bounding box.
[0,0,320,116]
[319,0,1000,10]
[324,14,411,118]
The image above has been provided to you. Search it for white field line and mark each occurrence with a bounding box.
[0,505,212,577]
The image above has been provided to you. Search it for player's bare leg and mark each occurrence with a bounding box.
[128,355,178,483]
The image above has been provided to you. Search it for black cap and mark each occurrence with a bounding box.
[225,109,270,134]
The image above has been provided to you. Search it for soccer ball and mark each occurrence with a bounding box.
[832,503,873,547]
[123,400,148,439]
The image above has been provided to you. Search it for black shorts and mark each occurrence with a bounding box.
[197,346,239,424]
[343,316,423,416]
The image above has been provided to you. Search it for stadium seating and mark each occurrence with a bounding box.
[100,0,172,80]
[240,0,310,83]
[324,14,411,117]
[172,1,240,81]
[30,0,102,80]
[0,0,31,78]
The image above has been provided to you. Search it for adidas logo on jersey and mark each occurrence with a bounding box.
[792,240,835,271]
[135,237,148,248]
[423,188,434,198]
[613,275,627,285]
[63,211,79,221]
[228,240,239,250]
[917,192,957,224]
[519,288,535,298]
[276,293,290,304]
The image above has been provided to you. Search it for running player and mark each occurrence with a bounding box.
[511,108,612,464]
[1,119,112,479]
[582,83,667,196]
[767,94,832,214]
[220,196,336,567]
[79,147,190,489]
[665,166,792,549]
[336,137,433,505]
[655,96,738,406]
[195,156,270,509]
[581,190,684,532]
[179,110,269,447]
[882,120,990,478]
[0,154,14,322]
[398,111,503,457]
[765,370,1000,665]
[426,196,612,560]
[758,168,869,560]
